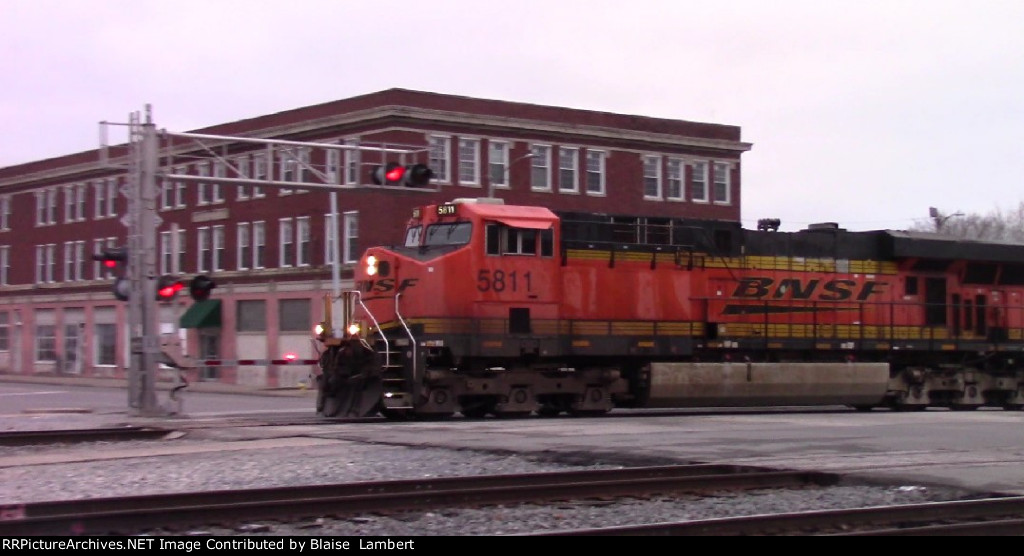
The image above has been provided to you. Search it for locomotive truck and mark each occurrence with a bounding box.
[313,198,1024,419]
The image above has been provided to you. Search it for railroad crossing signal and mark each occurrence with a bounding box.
[92,247,129,301]
[189,274,216,301]
[156,275,185,302]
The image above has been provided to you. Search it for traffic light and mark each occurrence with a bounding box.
[189,274,216,301]
[369,163,434,187]
[370,162,406,186]
[156,275,185,302]
[92,247,127,274]
[93,247,129,301]
[404,163,434,187]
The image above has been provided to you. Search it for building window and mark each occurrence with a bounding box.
[64,183,85,222]
[236,300,267,332]
[278,150,295,195]
[429,136,450,183]
[585,150,606,195]
[253,221,266,269]
[174,166,187,208]
[252,153,267,198]
[279,299,311,332]
[176,230,186,275]
[196,162,211,205]
[212,225,225,272]
[35,324,56,362]
[458,138,480,186]
[95,323,116,366]
[0,245,8,286]
[713,162,731,205]
[0,312,8,351]
[558,148,578,193]
[643,155,662,199]
[237,223,250,270]
[95,180,109,218]
[160,231,174,274]
[343,211,359,264]
[667,158,685,201]
[326,148,340,185]
[63,241,85,282]
[343,138,360,185]
[197,227,211,273]
[296,217,310,267]
[47,188,57,224]
[211,161,225,203]
[279,218,294,267]
[0,196,9,230]
[530,145,551,191]
[691,161,709,203]
[105,177,117,217]
[36,244,55,284]
[488,141,509,188]
[236,155,251,200]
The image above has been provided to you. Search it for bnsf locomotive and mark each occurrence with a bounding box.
[313,198,1024,419]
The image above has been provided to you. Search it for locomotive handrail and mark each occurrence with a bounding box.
[394,292,418,382]
[349,290,389,368]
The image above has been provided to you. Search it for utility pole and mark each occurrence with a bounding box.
[123,106,163,415]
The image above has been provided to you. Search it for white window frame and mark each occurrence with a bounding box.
[530,145,552,192]
[713,162,732,205]
[211,160,225,203]
[667,158,685,201]
[253,221,266,269]
[279,218,294,268]
[428,135,451,184]
[212,225,225,272]
[343,211,359,264]
[643,155,662,200]
[236,155,251,200]
[558,147,579,194]
[343,138,360,185]
[296,216,311,266]
[585,150,607,196]
[488,141,509,189]
[691,161,709,203]
[196,162,211,205]
[0,195,10,230]
[458,138,480,186]
[197,227,211,273]
[237,222,251,270]
[174,166,187,208]
[0,245,9,286]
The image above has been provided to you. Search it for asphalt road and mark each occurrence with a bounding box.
[3,379,1024,496]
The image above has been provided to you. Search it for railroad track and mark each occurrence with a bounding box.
[0,426,175,446]
[0,464,837,535]
[530,496,1024,535]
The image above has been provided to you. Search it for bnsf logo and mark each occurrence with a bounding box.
[732,277,887,301]
[358,278,419,293]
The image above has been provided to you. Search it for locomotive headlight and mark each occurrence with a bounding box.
[365,255,378,276]
[347,323,361,336]
[314,323,325,336]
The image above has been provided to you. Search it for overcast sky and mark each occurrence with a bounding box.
[2,0,1022,231]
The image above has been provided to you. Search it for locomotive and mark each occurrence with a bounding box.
[313,197,1024,418]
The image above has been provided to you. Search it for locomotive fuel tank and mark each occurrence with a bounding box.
[643,362,890,408]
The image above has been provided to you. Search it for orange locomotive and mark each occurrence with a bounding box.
[314,198,1024,418]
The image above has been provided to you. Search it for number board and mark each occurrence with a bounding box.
[437,204,457,216]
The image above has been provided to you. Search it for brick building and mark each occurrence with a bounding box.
[0,89,751,387]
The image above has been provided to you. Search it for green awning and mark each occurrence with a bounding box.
[180,299,222,329]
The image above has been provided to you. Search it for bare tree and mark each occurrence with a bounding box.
[910,204,1024,242]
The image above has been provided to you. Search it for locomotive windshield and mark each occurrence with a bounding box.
[404,226,423,247]
[424,222,472,246]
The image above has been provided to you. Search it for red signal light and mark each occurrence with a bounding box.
[385,165,406,182]
[156,275,185,302]
[103,259,118,269]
